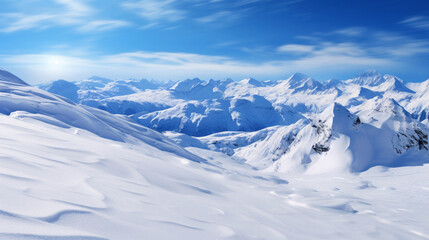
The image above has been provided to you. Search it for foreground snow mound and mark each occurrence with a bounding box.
[0,68,29,86]
[2,102,429,239]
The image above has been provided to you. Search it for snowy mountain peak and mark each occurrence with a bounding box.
[375,98,412,119]
[286,72,310,87]
[0,69,28,86]
[319,102,360,130]
[350,70,385,86]
[325,78,342,88]
[170,78,203,92]
[292,78,327,94]
[289,72,309,80]
[380,75,415,93]
[240,77,264,87]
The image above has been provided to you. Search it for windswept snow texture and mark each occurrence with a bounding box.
[0,68,428,239]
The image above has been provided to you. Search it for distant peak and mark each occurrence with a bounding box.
[87,76,113,84]
[374,98,412,118]
[170,77,204,92]
[325,78,342,88]
[358,70,381,77]
[241,77,263,86]
[382,75,415,93]
[285,73,312,88]
[289,72,309,80]
[351,70,385,86]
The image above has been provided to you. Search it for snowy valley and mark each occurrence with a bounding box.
[0,68,428,239]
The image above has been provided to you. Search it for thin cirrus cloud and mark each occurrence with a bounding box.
[0,0,130,33]
[332,27,367,37]
[77,20,131,32]
[196,11,235,23]
[401,16,429,30]
[277,44,315,53]
[122,0,185,23]
[121,0,295,28]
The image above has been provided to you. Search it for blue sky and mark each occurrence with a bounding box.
[0,0,428,84]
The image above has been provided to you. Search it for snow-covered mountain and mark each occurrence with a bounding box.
[36,70,429,173]
[1,68,429,239]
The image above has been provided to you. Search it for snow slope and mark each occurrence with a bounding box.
[2,69,429,239]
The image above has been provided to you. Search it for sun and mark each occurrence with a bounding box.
[53,59,59,65]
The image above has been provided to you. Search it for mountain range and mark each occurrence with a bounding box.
[38,69,429,173]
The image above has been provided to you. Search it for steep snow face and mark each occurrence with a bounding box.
[348,70,385,86]
[357,87,382,99]
[273,72,330,94]
[233,120,310,168]
[280,72,311,88]
[402,79,429,122]
[378,75,414,93]
[0,69,28,86]
[239,77,264,87]
[357,98,413,129]
[220,102,429,174]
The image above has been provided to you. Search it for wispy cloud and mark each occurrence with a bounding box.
[78,20,131,32]
[122,0,301,29]
[274,27,429,78]
[333,27,367,37]
[122,0,185,22]
[0,0,129,33]
[0,13,57,32]
[288,27,429,58]
[277,44,315,53]
[401,16,429,30]
[196,11,234,23]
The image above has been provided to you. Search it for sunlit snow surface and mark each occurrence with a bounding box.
[0,69,428,239]
[1,115,429,240]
